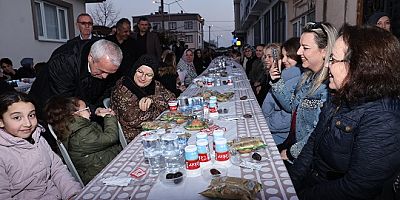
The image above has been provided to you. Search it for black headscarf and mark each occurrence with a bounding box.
[123,55,159,99]
[367,12,390,26]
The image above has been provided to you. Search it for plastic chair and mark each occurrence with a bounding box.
[48,124,84,187]
[103,98,128,148]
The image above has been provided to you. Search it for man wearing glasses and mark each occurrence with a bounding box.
[70,13,99,42]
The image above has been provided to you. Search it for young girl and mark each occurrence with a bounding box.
[45,96,122,185]
[0,91,81,199]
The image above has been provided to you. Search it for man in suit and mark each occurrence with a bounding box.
[132,17,162,60]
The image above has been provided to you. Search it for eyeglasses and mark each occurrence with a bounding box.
[136,69,154,79]
[328,54,347,67]
[74,107,90,114]
[78,21,93,26]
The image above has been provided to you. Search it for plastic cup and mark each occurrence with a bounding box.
[168,100,178,112]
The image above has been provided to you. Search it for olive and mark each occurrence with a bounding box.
[166,173,175,179]
[173,172,183,184]
[210,168,221,175]
[252,152,262,161]
[174,172,183,178]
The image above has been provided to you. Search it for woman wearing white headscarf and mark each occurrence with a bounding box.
[177,49,197,86]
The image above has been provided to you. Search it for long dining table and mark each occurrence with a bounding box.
[76,57,298,200]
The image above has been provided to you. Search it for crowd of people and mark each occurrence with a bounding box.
[0,10,399,199]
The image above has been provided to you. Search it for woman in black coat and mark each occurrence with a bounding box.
[157,51,185,97]
[290,24,400,199]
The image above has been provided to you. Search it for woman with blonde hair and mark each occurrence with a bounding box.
[269,22,337,162]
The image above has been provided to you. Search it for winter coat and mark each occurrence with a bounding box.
[29,40,110,119]
[111,79,175,141]
[131,32,162,60]
[270,72,328,159]
[262,66,301,134]
[157,64,182,97]
[0,126,81,199]
[65,115,122,185]
[290,97,400,200]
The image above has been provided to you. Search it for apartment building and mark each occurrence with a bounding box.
[133,12,204,49]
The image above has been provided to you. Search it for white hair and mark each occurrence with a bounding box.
[90,39,123,66]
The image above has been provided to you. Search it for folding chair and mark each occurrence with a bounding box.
[48,124,84,187]
[103,98,128,148]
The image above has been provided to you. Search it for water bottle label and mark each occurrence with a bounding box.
[198,153,211,162]
[216,151,230,161]
[209,106,217,113]
[185,159,200,170]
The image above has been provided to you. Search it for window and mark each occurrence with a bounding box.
[153,22,160,30]
[184,21,193,30]
[168,22,177,30]
[185,35,193,43]
[264,10,271,44]
[34,0,69,41]
[254,20,261,45]
[271,1,286,43]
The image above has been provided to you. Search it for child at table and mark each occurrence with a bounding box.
[45,96,122,185]
[0,91,81,199]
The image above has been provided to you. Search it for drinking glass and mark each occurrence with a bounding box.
[142,134,164,174]
[161,133,183,172]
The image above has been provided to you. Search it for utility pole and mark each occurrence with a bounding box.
[208,25,211,46]
[161,0,165,30]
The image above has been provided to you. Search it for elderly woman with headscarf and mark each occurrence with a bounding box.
[111,55,175,141]
[177,49,197,86]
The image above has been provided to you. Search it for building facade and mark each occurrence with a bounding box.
[233,0,400,46]
[132,12,204,49]
[0,0,102,65]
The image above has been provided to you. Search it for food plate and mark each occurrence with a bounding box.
[216,92,234,102]
[140,121,172,130]
[184,118,209,131]
[159,111,188,124]
[196,90,234,102]
[228,137,266,153]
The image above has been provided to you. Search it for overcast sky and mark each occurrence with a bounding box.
[86,0,235,47]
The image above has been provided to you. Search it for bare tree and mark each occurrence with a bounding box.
[89,1,120,27]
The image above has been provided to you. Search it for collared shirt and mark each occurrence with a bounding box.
[80,34,92,40]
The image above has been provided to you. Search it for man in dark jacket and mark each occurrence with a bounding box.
[29,39,122,119]
[105,18,136,85]
[132,17,162,60]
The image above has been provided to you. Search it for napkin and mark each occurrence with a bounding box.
[101,176,131,186]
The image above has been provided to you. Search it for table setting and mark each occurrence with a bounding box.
[76,56,298,200]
